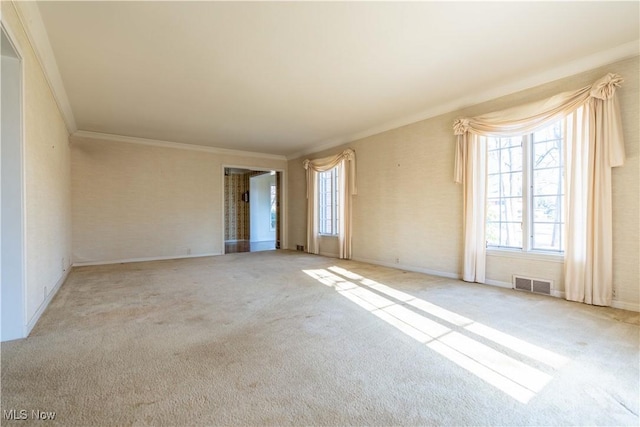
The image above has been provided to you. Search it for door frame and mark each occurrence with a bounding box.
[1,21,27,341]
[221,165,286,253]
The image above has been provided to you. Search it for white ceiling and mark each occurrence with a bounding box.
[36,1,639,157]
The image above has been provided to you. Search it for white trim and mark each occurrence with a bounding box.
[480,280,635,310]
[287,40,640,160]
[25,267,70,336]
[351,256,461,280]
[72,252,222,267]
[611,300,640,313]
[319,251,339,258]
[71,130,287,161]
[1,20,28,341]
[12,1,77,133]
[482,279,513,289]
[19,27,27,340]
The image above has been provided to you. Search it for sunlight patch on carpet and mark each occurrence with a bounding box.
[328,266,569,369]
[304,267,570,404]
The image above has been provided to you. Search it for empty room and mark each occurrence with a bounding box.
[1,1,639,425]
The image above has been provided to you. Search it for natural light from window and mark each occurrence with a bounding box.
[303,266,569,404]
[486,121,564,253]
[270,183,276,231]
[318,167,339,236]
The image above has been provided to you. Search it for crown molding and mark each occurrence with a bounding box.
[12,1,77,133]
[287,39,640,160]
[71,131,287,161]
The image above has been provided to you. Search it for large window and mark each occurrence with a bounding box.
[486,121,564,253]
[318,166,339,236]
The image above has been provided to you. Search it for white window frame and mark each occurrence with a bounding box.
[318,167,339,236]
[486,122,564,260]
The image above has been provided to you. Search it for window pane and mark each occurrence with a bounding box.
[487,199,502,222]
[500,136,521,149]
[488,149,500,173]
[486,222,500,247]
[317,167,339,235]
[487,137,500,150]
[486,121,564,253]
[503,147,522,172]
[533,140,562,169]
[532,195,562,222]
[532,168,562,196]
[500,222,523,248]
[501,172,522,197]
[486,137,522,249]
[530,121,564,252]
[532,223,563,251]
[487,174,501,198]
[502,197,522,222]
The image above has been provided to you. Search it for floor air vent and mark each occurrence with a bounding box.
[513,275,552,295]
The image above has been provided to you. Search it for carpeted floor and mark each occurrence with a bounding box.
[1,250,638,426]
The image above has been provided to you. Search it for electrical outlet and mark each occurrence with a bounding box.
[395,257,400,264]
[612,288,617,298]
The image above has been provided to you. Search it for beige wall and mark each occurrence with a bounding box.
[71,136,287,264]
[289,56,639,311]
[2,2,73,326]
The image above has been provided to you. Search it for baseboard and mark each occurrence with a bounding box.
[611,300,640,312]
[485,280,636,311]
[72,252,222,267]
[319,251,339,258]
[482,279,513,289]
[25,268,70,336]
[351,256,461,280]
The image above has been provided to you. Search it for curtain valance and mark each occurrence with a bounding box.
[453,73,623,136]
[454,73,624,184]
[303,148,357,196]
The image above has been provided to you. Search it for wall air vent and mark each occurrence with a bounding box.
[513,275,552,295]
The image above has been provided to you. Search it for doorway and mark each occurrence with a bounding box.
[224,168,282,254]
[1,24,25,342]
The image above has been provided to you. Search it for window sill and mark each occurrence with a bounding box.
[318,234,339,238]
[486,248,564,263]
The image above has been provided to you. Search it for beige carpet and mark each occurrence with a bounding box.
[1,250,638,426]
